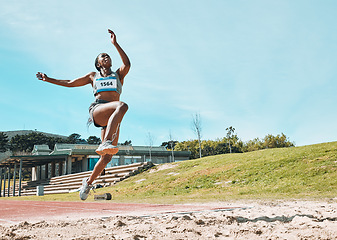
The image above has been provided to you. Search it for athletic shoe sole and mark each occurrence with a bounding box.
[96,147,119,156]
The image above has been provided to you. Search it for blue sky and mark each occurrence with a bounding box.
[1,0,336,146]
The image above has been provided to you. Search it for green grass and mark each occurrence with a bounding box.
[2,141,337,203]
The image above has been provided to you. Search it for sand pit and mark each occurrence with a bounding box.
[0,200,336,239]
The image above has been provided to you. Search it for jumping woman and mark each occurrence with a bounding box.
[36,29,130,200]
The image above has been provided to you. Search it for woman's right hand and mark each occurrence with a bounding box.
[36,72,48,81]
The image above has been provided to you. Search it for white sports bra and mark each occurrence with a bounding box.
[92,71,122,95]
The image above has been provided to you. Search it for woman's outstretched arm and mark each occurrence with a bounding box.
[36,72,94,87]
[109,29,130,82]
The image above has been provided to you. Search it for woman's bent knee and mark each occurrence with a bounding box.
[119,102,128,113]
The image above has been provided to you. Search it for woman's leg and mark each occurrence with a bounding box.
[93,101,128,144]
[87,129,111,184]
[87,154,111,184]
[87,102,127,184]
[80,149,111,199]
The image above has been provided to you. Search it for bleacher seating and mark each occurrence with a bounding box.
[3,162,153,197]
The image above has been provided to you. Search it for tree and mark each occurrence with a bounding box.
[192,113,202,158]
[243,137,263,152]
[262,133,294,149]
[146,132,154,161]
[121,140,132,146]
[168,131,175,162]
[175,140,200,159]
[87,136,101,145]
[0,132,9,152]
[242,133,294,152]
[67,133,86,144]
[161,141,178,150]
[215,142,228,155]
[9,132,50,153]
[201,140,216,157]
[226,126,235,153]
[46,136,68,150]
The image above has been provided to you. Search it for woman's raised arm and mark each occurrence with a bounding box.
[109,29,130,82]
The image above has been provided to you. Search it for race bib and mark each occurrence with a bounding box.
[96,76,117,92]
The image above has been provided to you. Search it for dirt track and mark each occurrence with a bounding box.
[1,199,337,239]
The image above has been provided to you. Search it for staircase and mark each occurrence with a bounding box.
[2,162,154,197]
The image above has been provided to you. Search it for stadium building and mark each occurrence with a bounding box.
[0,137,191,197]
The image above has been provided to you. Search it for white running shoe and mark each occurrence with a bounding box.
[96,140,119,155]
[79,178,92,201]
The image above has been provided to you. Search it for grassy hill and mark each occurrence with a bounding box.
[102,141,337,203]
[5,141,337,203]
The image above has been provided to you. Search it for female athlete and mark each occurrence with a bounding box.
[36,29,130,200]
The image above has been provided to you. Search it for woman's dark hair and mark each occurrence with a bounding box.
[95,53,101,71]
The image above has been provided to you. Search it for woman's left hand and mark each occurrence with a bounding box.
[108,29,117,45]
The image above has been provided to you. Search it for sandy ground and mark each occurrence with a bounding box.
[0,199,336,240]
